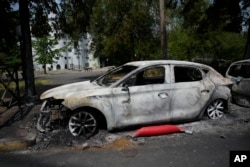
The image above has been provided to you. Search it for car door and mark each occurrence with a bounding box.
[111,65,168,128]
[226,62,250,107]
[150,65,172,122]
[168,65,213,121]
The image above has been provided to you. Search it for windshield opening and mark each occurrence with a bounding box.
[96,65,138,86]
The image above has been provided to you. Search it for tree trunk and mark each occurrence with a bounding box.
[160,0,168,59]
[244,18,250,59]
[19,0,37,101]
[44,64,47,74]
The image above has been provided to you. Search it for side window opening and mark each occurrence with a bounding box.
[174,66,202,83]
[122,66,165,86]
[140,67,165,85]
[228,64,250,78]
[228,65,241,77]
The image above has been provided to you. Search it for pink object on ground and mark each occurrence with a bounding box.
[134,125,183,137]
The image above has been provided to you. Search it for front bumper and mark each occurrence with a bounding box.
[37,99,68,133]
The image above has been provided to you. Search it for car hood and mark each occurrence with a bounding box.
[40,80,103,100]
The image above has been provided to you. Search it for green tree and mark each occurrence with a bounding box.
[168,0,246,63]
[31,5,52,37]
[168,28,197,60]
[168,0,210,60]
[0,0,20,65]
[33,36,67,74]
[57,0,95,46]
[181,0,210,32]
[199,0,242,33]
[90,0,159,65]
[241,0,250,59]
[21,0,94,100]
[1,0,95,102]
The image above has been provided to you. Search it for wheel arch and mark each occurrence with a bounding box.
[71,106,108,130]
[198,97,229,119]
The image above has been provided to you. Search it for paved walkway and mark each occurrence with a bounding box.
[0,104,40,151]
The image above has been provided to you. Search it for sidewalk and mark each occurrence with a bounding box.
[0,104,41,151]
[0,69,107,151]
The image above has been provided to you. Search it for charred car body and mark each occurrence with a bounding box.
[37,60,232,137]
[226,59,250,107]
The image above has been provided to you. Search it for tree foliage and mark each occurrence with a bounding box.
[168,0,246,63]
[1,0,249,70]
[241,0,250,59]
[58,0,95,43]
[0,0,20,65]
[33,36,67,74]
[30,0,95,44]
[203,0,242,33]
[90,0,160,65]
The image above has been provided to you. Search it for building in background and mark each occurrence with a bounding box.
[33,34,100,72]
[33,9,100,72]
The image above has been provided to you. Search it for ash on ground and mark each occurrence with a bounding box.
[30,103,250,151]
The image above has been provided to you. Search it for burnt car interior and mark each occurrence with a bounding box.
[135,66,165,85]
[97,65,137,86]
[174,66,203,83]
[228,64,250,78]
[121,66,165,87]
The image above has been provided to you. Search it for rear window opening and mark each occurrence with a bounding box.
[174,66,203,83]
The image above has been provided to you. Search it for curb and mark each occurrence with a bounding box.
[0,129,37,151]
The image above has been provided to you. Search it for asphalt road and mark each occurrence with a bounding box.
[0,127,249,167]
[0,69,250,167]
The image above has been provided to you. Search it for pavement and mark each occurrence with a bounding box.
[0,68,109,152]
[1,68,248,152]
[0,103,41,151]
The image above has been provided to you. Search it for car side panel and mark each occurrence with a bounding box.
[111,85,158,128]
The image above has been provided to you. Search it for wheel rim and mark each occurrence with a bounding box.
[207,99,225,119]
[69,111,97,137]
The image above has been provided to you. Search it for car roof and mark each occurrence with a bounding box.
[229,59,250,66]
[125,60,210,68]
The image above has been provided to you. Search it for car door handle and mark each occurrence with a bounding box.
[201,90,210,93]
[158,92,168,99]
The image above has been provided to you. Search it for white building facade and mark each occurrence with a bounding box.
[34,34,100,72]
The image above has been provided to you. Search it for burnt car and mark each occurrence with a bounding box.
[226,59,250,107]
[37,60,232,137]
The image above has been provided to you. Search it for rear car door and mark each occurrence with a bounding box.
[168,65,214,121]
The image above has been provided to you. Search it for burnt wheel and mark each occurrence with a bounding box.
[206,99,225,119]
[68,111,98,137]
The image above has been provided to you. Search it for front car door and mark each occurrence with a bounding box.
[111,65,170,128]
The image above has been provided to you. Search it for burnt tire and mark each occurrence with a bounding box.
[68,111,98,137]
[206,99,225,119]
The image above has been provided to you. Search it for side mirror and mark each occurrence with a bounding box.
[122,86,129,92]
